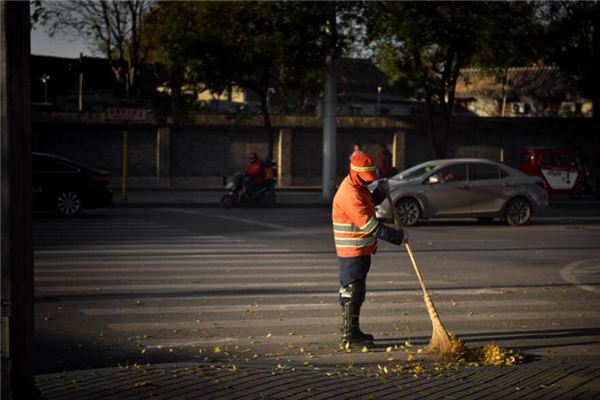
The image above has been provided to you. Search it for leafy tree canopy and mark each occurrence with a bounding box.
[146,1,334,158]
[538,1,599,124]
[363,1,537,157]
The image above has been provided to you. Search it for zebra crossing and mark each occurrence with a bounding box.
[34,213,600,367]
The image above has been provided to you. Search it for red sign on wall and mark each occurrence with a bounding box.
[106,108,147,121]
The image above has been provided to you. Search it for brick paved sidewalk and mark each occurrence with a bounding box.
[36,361,600,400]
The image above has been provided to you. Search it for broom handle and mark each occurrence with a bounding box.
[385,189,429,294]
[384,189,451,346]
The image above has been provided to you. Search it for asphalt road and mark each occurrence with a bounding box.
[33,204,600,374]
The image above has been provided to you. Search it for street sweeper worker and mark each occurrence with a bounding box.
[332,152,408,348]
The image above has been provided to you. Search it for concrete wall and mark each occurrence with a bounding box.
[32,112,595,188]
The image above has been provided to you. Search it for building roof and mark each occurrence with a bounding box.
[456,67,575,99]
[337,58,388,93]
[337,58,415,103]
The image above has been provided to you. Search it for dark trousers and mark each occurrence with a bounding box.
[338,255,371,288]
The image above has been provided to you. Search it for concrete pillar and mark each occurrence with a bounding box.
[277,128,292,187]
[322,5,337,200]
[392,130,406,172]
[156,125,171,187]
[1,2,35,399]
[322,54,337,200]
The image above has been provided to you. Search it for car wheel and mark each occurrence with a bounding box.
[395,197,421,226]
[221,194,235,209]
[56,191,82,216]
[505,197,532,226]
[477,217,494,224]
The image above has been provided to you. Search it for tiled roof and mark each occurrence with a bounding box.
[456,67,575,99]
[336,58,413,102]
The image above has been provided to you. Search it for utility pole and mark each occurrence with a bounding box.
[40,74,49,104]
[1,2,36,399]
[78,53,84,112]
[377,86,382,115]
[322,5,337,201]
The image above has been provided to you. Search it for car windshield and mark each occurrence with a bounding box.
[392,161,447,180]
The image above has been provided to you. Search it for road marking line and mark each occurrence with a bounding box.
[35,272,412,281]
[34,259,336,267]
[575,267,600,276]
[108,310,600,331]
[35,279,455,292]
[560,258,600,294]
[79,299,553,316]
[34,252,324,260]
[537,217,600,221]
[34,247,291,255]
[421,239,512,243]
[35,236,233,240]
[34,266,340,273]
[34,256,334,266]
[34,288,505,301]
[164,208,298,232]
[36,240,260,253]
[35,229,191,234]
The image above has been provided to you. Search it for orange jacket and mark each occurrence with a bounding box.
[332,175,380,257]
[244,161,264,184]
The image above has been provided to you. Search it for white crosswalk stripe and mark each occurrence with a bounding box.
[35,280,456,293]
[34,214,600,364]
[35,272,413,280]
[107,311,600,332]
[78,299,553,316]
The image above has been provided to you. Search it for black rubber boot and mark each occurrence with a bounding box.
[353,302,374,342]
[339,302,374,349]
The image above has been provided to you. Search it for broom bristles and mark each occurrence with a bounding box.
[429,321,452,353]
[423,293,453,354]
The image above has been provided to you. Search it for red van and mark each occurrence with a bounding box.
[517,147,582,197]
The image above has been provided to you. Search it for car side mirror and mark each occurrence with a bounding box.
[427,175,440,184]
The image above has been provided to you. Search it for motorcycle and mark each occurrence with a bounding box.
[221,172,276,209]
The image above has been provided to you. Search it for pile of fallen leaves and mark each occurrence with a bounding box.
[437,334,524,369]
[478,343,524,367]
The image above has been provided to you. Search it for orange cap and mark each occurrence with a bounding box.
[350,153,378,184]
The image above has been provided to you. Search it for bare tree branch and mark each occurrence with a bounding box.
[41,0,155,96]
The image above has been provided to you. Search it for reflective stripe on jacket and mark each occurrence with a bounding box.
[332,175,380,257]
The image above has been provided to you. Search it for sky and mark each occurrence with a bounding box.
[31,26,91,59]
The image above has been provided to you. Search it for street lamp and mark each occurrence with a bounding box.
[377,86,382,115]
[40,74,50,104]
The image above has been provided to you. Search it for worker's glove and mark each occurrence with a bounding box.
[376,179,390,193]
[373,222,405,245]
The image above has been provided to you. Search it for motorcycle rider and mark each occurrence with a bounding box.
[332,152,408,349]
[243,152,264,196]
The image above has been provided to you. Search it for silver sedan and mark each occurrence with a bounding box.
[372,159,549,226]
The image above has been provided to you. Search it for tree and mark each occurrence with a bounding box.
[146,1,333,160]
[539,1,600,130]
[364,2,537,158]
[39,0,155,97]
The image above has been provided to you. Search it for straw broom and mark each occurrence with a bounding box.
[385,189,452,354]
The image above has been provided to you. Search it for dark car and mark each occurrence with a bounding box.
[33,152,112,216]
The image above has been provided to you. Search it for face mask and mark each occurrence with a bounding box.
[357,174,373,186]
